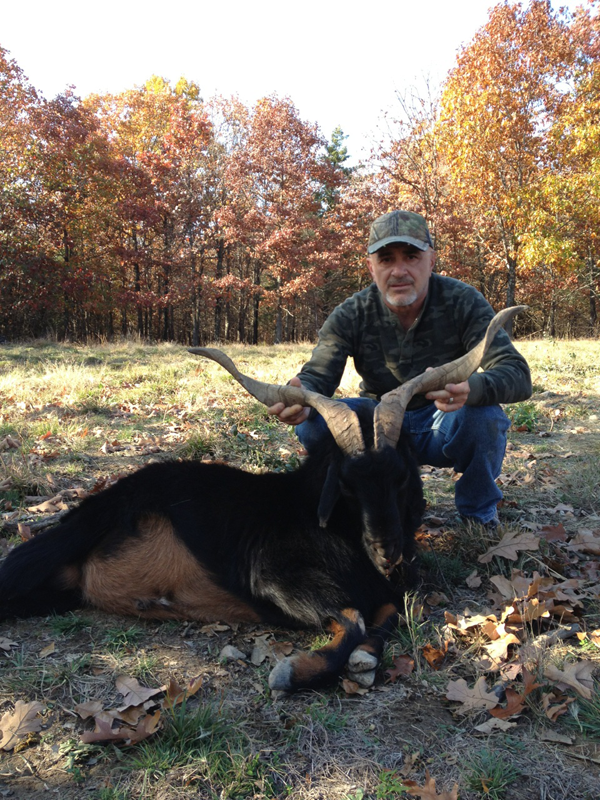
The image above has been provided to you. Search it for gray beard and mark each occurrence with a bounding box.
[385,286,417,307]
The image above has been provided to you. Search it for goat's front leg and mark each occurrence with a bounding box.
[346,602,399,687]
[268,608,366,694]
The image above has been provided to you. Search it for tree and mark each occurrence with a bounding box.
[439,0,575,329]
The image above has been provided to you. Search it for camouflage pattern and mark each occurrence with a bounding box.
[298,274,532,410]
[367,210,434,254]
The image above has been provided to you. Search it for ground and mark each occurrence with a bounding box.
[0,338,599,800]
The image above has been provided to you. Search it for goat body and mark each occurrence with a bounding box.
[0,423,423,693]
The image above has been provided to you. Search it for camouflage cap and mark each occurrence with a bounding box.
[367,210,434,254]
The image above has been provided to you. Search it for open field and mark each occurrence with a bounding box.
[1,337,599,800]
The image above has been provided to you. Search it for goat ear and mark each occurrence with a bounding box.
[318,462,341,527]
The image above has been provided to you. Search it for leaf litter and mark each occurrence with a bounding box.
[0,340,599,798]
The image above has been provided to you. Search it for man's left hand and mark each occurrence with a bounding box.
[426,379,470,412]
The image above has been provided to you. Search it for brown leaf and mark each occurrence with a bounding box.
[489,687,525,719]
[474,717,517,733]
[0,637,17,652]
[544,661,595,699]
[116,675,165,709]
[403,770,459,799]
[422,643,447,670]
[0,701,45,750]
[542,691,574,721]
[341,678,369,695]
[477,633,521,671]
[74,700,104,719]
[162,675,203,710]
[538,523,567,542]
[38,642,55,658]
[465,569,482,588]
[385,654,415,682]
[445,677,499,713]
[478,530,540,563]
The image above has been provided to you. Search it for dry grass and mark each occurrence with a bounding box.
[1,337,599,800]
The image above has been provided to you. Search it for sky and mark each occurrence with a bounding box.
[1,0,581,163]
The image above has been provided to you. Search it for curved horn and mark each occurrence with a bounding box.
[374,305,528,450]
[189,347,366,456]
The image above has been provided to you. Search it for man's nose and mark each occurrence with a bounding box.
[390,259,408,274]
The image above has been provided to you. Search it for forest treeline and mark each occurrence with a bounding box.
[1,0,599,343]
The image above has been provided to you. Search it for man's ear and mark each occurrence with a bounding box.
[366,255,375,279]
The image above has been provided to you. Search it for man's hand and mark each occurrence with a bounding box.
[267,376,311,425]
[425,378,470,412]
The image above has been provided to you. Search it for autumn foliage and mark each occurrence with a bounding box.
[1,0,599,342]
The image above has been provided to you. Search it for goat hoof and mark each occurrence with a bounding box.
[268,657,294,693]
[347,668,376,688]
[348,649,378,673]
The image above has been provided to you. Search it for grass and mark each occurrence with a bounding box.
[1,337,600,800]
[464,747,521,799]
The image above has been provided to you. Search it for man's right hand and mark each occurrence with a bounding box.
[267,376,310,425]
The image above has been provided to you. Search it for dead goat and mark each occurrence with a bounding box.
[0,308,524,692]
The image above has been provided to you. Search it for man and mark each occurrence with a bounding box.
[268,210,532,528]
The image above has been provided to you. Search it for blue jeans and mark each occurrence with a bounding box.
[296,399,510,525]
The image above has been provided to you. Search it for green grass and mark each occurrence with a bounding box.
[464,747,521,798]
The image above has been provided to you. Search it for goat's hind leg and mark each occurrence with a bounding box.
[268,607,366,694]
[347,602,399,688]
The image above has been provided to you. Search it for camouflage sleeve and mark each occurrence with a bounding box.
[455,292,532,406]
[297,304,356,397]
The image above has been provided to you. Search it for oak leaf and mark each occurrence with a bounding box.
[542,691,574,721]
[544,661,595,699]
[403,770,458,799]
[489,687,526,719]
[422,643,447,670]
[478,530,540,563]
[116,675,165,710]
[0,700,45,750]
[446,677,499,713]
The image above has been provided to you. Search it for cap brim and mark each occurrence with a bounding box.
[367,235,429,254]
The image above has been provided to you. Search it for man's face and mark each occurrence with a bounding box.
[367,243,435,312]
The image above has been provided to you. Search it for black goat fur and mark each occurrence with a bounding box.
[0,407,424,692]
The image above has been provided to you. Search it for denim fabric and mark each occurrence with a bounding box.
[296,399,510,525]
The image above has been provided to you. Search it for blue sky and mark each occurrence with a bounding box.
[2,0,582,163]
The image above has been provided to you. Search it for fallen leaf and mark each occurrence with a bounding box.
[341,678,369,695]
[465,570,482,588]
[0,637,17,652]
[474,717,517,732]
[538,523,567,542]
[422,643,447,670]
[74,701,104,719]
[478,530,540,563]
[489,687,526,719]
[403,769,458,799]
[39,642,56,658]
[385,654,415,682]
[116,675,165,709]
[544,661,595,699]
[539,730,574,745]
[542,691,574,721]
[446,677,499,713]
[0,701,45,750]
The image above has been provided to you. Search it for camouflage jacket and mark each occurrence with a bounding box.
[298,274,532,409]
